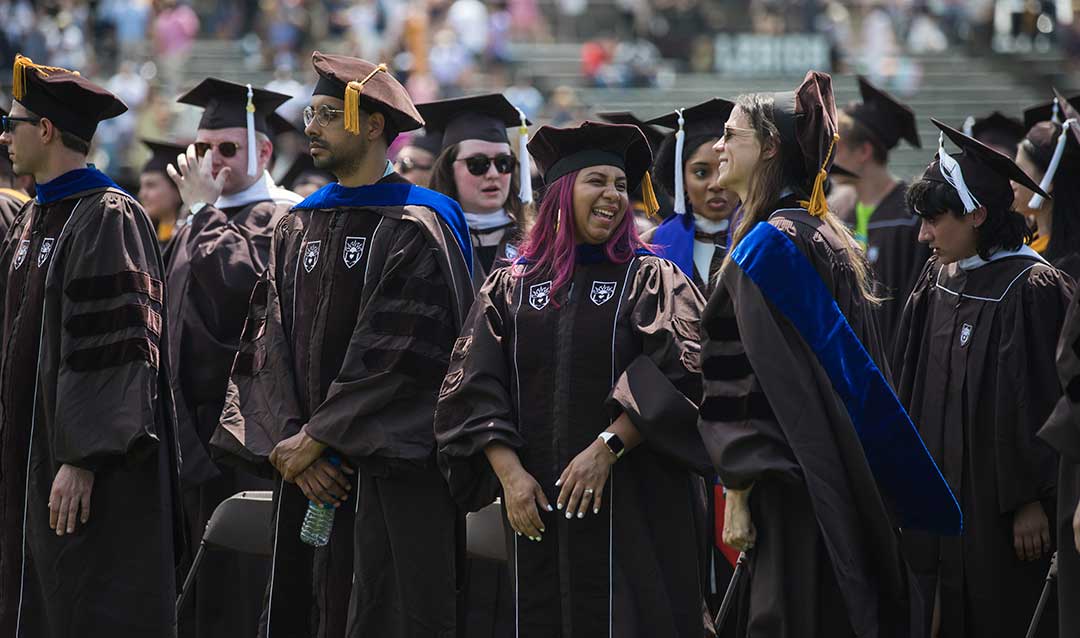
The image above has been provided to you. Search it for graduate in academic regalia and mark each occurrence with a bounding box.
[138,139,186,246]
[211,52,474,638]
[894,119,1075,638]
[1037,284,1080,638]
[0,105,32,236]
[697,71,961,638]
[965,111,1026,159]
[435,121,716,638]
[644,98,739,298]
[597,111,672,233]
[1013,91,1080,280]
[393,128,442,188]
[832,76,929,355]
[0,55,184,638]
[423,94,532,286]
[164,78,301,638]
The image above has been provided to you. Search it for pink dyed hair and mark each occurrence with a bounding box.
[513,170,651,296]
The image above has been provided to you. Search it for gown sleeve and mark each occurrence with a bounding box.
[434,268,525,511]
[211,216,305,476]
[1039,288,1080,461]
[607,256,713,474]
[696,263,802,490]
[52,195,166,468]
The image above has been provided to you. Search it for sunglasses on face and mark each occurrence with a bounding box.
[1,115,42,134]
[194,141,242,159]
[397,156,433,174]
[457,154,516,176]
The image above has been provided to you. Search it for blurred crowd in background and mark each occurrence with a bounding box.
[0,0,1077,184]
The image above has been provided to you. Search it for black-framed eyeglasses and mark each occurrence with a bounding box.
[194,141,242,159]
[457,154,515,176]
[396,156,433,174]
[1,115,42,134]
[303,105,347,128]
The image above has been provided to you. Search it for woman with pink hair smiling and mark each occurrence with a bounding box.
[435,121,715,637]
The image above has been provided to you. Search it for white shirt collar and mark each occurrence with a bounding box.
[383,160,395,178]
[464,209,513,231]
[693,214,730,236]
[216,171,278,209]
[956,244,1048,271]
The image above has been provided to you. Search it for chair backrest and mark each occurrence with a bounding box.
[466,500,507,562]
[202,490,275,556]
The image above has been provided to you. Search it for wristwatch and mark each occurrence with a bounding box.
[598,432,625,460]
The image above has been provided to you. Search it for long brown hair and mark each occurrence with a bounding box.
[429,142,526,221]
[731,93,881,304]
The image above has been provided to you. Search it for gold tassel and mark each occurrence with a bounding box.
[344,63,389,135]
[640,172,660,218]
[555,208,561,234]
[12,54,77,102]
[798,133,840,217]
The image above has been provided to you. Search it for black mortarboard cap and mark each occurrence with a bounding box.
[528,121,654,192]
[311,51,423,136]
[922,118,1048,211]
[773,71,839,215]
[416,94,528,150]
[12,54,127,143]
[970,111,1025,146]
[646,98,735,198]
[845,75,920,150]
[177,78,291,135]
[1023,92,1080,131]
[141,139,188,175]
[402,129,443,156]
[596,111,666,150]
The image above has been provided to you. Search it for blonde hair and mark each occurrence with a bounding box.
[730,93,881,305]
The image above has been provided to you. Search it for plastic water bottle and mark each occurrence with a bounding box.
[300,456,340,547]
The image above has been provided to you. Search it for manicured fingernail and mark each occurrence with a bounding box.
[535,536,542,542]
[555,478,562,487]
[593,508,599,514]
[539,526,546,532]
[565,511,573,519]
[546,505,554,511]
[557,502,563,510]
[577,512,584,519]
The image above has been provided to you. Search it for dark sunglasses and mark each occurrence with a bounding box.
[194,141,242,159]
[397,156,433,174]
[457,154,515,176]
[1,115,42,134]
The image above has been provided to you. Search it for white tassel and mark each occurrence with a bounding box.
[673,108,687,215]
[245,84,257,177]
[1052,99,1062,125]
[962,115,975,137]
[517,108,532,204]
[1028,118,1075,209]
[938,132,981,214]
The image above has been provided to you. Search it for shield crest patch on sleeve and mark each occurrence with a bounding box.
[529,281,552,310]
[959,322,973,347]
[13,240,30,269]
[343,236,366,269]
[37,238,55,267]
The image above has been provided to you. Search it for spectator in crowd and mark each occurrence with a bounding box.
[153,0,200,94]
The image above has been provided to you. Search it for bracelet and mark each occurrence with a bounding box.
[598,432,625,460]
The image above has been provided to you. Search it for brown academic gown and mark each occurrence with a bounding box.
[894,251,1074,638]
[698,207,923,638]
[435,252,716,638]
[865,182,929,358]
[1037,288,1080,638]
[212,172,474,638]
[164,198,288,638]
[0,186,184,637]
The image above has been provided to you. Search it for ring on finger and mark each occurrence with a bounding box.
[584,488,594,496]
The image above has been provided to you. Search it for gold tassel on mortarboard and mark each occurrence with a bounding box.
[798,133,840,218]
[640,171,660,219]
[344,63,389,136]
[12,54,77,102]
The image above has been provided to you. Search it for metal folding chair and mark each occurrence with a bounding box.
[467,500,507,562]
[175,490,275,614]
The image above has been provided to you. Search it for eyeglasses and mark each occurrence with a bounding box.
[1,115,42,134]
[303,105,347,128]
[457,154,515,176]
[194,141,242,159]
[396,156,433,174]
[722,126,757,143]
